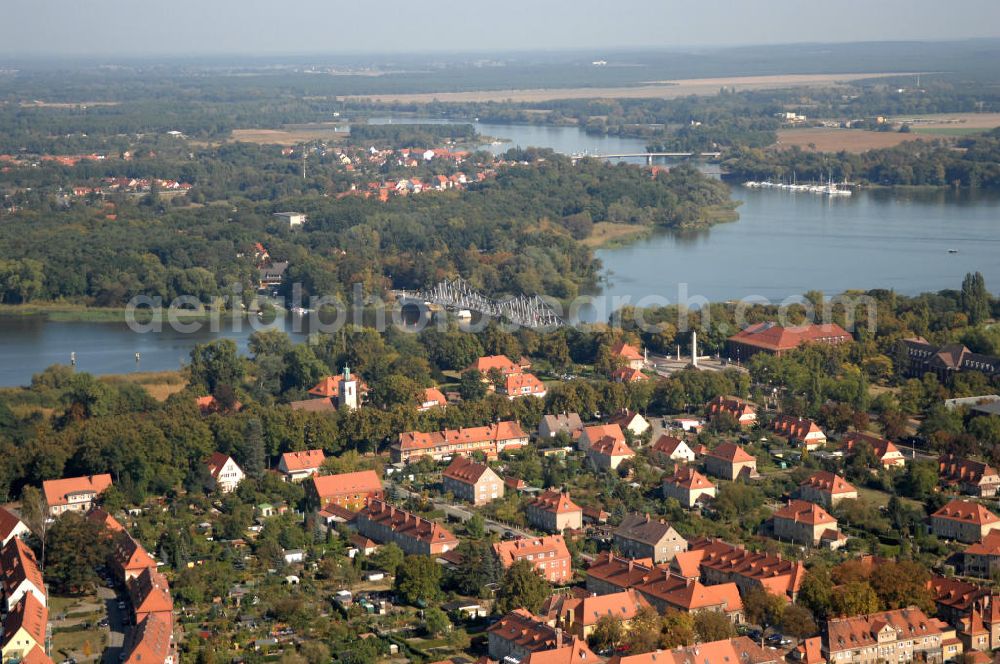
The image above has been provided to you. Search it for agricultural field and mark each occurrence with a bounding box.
[775,127,925,152]
[229,124,348,146]
[355,72,906,104]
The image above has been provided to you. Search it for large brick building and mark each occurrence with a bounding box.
[493,536,572,584]
[931,500,1000,543]
[727,322,852,360]
[392,421,528,463]
[442,457,504,506]
[822,607,947,664]
[355,499,459,556]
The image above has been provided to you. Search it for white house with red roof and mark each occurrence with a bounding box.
[610,342,645,370]
[527,490,583,532]
[662,465,717,508]
[578,423,625,453]
[206,453,244,493]
[277,450,326,482]
[0,538,46,611]
[931,500,1000,543]
[417,387,447,411]
[650,435,696,465]
[587,436,635,471]
[500,372,547,399]
[704,443,758,480]
[798,471,858,507]
[772,499,846,549]
[0,507,29,548]
[42,474,113,516]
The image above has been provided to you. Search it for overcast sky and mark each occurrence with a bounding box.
[5,0,1000,57]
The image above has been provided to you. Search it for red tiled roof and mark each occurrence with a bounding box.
[608,637,777,664]
[729,322,851,352]
[442,456,493,484]
[663,465,715,491]
[773,500,837,526]
[965,530,1000,556]
[21,646,54,664]
[2,593,47,648]
[540,588,648,627]
[582,423,625,444]
[826,607,943,655]
[707,442,755,464]
[42,474,112,508]
[611,342,644,361]
[206,452,236,480]
[397,421,527,453]
[611,367,648,383]
[128,567,173,616]
[800,471,857,496]
[590,435,635,458]
[280,449,326,472]
[123,613,173,664]
[357,499,458,548]
[0,506,26,543]
[932,499,1000,526]
[0,538,45,600]
[467,355,521,375]
[311,470,382,501]
[530,490,582,515]
[493,535,570,569]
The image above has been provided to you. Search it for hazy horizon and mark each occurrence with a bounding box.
[5,0,1000,58]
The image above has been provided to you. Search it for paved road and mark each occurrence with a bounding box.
[99,585,125,664]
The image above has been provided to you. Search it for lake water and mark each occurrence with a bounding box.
[0,119,997,385]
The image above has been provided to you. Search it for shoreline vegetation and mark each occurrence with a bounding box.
[0,303,242,323]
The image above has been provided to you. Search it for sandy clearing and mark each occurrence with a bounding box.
[230,127,348,145]
[347,72,913,104]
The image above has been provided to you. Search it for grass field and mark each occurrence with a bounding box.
[581,222,651,248]
[776,127,924,153]
[353,72,909,104]
[99,370,187,401]
[230,125,348,146]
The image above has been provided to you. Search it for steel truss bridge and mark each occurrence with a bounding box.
[394,278,565,329]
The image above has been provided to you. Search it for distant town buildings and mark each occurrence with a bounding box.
[899,338,1000,381]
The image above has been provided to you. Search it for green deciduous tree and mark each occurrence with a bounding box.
[495,559,549,614]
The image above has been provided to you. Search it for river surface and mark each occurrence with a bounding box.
[0,119,997,386]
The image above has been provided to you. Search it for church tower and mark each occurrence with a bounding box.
[340,365,359,410]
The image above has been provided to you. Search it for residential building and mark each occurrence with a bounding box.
[308,470,383,512]
[493,536,572,584]
[608,410,649,437]
[122,613,175,664]
[520,638,598,664]
[772,415,827,449]
[612,367,648,383]
[607,637,778,664]
[540,589,649,640]
[588,435,635,471]
[1,595,47,664]
[42,474,112,516]
[611,341,645,370]
[277,449,326,482]
[488,610,598,664]
[537,413,584,440]
[926,576,1000,651]
[772,500,846,549]
[128,567,173,624]
[842,431,906,468]
[355,499,459,556]
[110,533,157,582]
[500,372,547,399]
[613,513,688,563]
[687,537,806,600]
[578,424,625,453]
[931,500,1000,543]
[898,338,1000,381]
[662,465,717,508]
[19,646,54,664]
[964,531,1000,578]
[939,454,1000,497]
[650,435,695,465]
[727,322,852,360]
[584,553,743,620]
[822,606,946,664]
[0,539,46,611]
[442,457,504,506]
[526,490,583,533]
[704,442,758,480]
[0,508,29,548]
[273,211,307,227]
[798,471,858,507]
[206,453,244,493]
[467,355,523,376]
[705,396,757,427]
[392,421,528,463]
[418,387,447,411]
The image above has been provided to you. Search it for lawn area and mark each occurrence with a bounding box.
[51,624,105,662]
[857,485,922,510]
